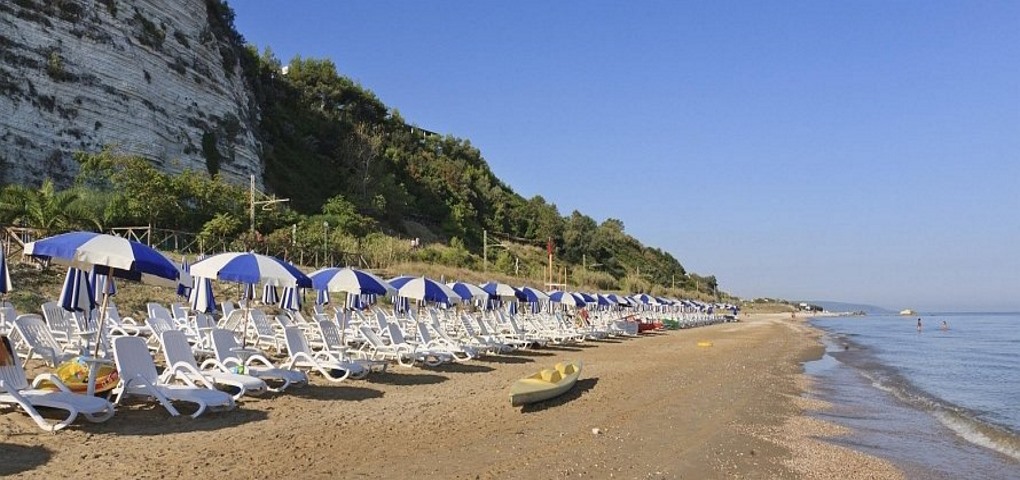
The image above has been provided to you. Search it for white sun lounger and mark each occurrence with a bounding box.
[0,336,115,431]
[282,327,355,382]
[209,328,306,392]
[159,330,267,400]
[111,336,234,418]
[12,315,79,367]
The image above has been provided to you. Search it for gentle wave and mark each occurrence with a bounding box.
[935,410,1020,462]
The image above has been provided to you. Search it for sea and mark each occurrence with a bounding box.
[807,313,1020,479]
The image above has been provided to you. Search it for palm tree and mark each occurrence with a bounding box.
[0,179,97,235]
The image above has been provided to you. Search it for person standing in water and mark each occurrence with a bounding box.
[941,320,949,331]
[917,317,922,332]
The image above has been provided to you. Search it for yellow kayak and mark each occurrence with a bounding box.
[510,360,583,407]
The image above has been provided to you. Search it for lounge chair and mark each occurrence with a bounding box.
[357,325,416,367]
[41,301,75,346]
[386,323,453,367]
[315,320,385,377]
[281,327,355,382]
[416,322,476,362]
[209,328,306,392]
[11,315,79,367]
[111,336,235,418]
[158,330,267,400]
[0,336,115,431]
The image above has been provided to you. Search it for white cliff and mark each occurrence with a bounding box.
[0,0,262,187]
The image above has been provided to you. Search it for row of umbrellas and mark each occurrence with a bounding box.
[10,231,726,345]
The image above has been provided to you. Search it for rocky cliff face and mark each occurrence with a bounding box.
[0,0,262,187]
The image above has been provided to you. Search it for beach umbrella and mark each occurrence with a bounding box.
[387,275,416,290]
[594,294,613,308]
[177,256,192,297]
[310,267,393,295]
[397,276,462,305]
[0,244,12,301]
[447,281,489,302]
[315,289,329,305]
[548,290,587,307]
[190,252,311,347]
[480,281,525,300]
[25,231,185,359]
[189,276,216,314]
[633,294,659,305]
[58,267,96,313]
[606,293,629,306]
[280,286,301,311]
[89,266,117,300]
[262,284,280,305]
[518,286,549,303]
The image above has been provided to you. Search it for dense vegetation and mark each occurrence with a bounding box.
[0,0,722,299]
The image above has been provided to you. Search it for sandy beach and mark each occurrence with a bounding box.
[1,314,903,478]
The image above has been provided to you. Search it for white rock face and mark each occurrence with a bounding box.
[0,0,262,187]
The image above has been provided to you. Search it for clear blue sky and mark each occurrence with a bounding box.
[232,1,1020,312]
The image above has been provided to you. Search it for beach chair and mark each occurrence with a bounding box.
[209,328,306,392]
[315,320,384,377]
[111,336,235,418]
[12,315,78,367]
[281,327,357,382]
[158,330,267,400]
[386,323,453,367]
[247,309,285,353]
[41,301,74,346]
[357,325,416,367]
[416,322,476,362]
[103,303,151,337]
[0,336,115,432]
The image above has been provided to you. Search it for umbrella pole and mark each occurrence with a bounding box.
[94,265,113,358]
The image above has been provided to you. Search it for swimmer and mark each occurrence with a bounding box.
[917,317,922,332]
[940,320,949,331]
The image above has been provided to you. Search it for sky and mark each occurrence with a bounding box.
[231,1,1020,312]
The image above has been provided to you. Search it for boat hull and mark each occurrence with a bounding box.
[510,361,583,407]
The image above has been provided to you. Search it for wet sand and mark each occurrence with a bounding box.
[1,313,902,478]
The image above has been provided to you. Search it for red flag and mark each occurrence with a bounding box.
[547,239,553,256]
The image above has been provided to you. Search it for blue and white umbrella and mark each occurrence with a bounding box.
[310,267,393,295]
[26,231,187,358]
[633,294,659,305]
[280,286,301,311]
[58,267,96,313]
[190,252,310,346]
[315,289,330,305]
[0,244,12,297]
[190,252,311,288]
[89,266,117,300]
[397,276,462,305]
[240,283,257,306]
[607,293,631,306]
[387,275,417,290]
[448,281,489,302]
[177,256,191,297]
[262,284,280,305]
[480,281,525,300]
[25,232,185,289]
[548,290,587,307]
[189,276,217,314]
[518,286,549,303]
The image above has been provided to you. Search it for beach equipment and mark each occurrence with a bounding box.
[26,231,186,364]
[310,267,393,295]
[262,284,280,305]
[280,286,302,311]
[110,335,235,418]
[89,266,117,301]
[0,244,12,302]
[518,286,549,303]
[281,327,357,382]
[58,267,96,315]
[11,314,77,367]
[480,281,525,300]
[189,252,311,347]
[158,330,267,400]
[0,336,115,432]
[510,360,583,407]
[548,291,587,307]
[189,277,217,314]
[448,281,490,302]
[315,289,329,305]
[209,328,306,392]
[396,276,462,305]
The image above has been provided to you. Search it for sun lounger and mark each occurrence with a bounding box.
[12,315,79,367]
[159,330,267,400]
[111,336,235,418]
[0,335,115,431]
[209,328,306,392]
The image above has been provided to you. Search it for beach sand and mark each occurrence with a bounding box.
[1,314,903,478]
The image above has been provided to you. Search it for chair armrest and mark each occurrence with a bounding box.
[166,361,215,390]
[30,373,73,393]
[199,358,232,373]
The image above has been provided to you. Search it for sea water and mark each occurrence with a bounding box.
[808,313,1020,479]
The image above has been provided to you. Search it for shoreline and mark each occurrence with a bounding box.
[1,313,901,478]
